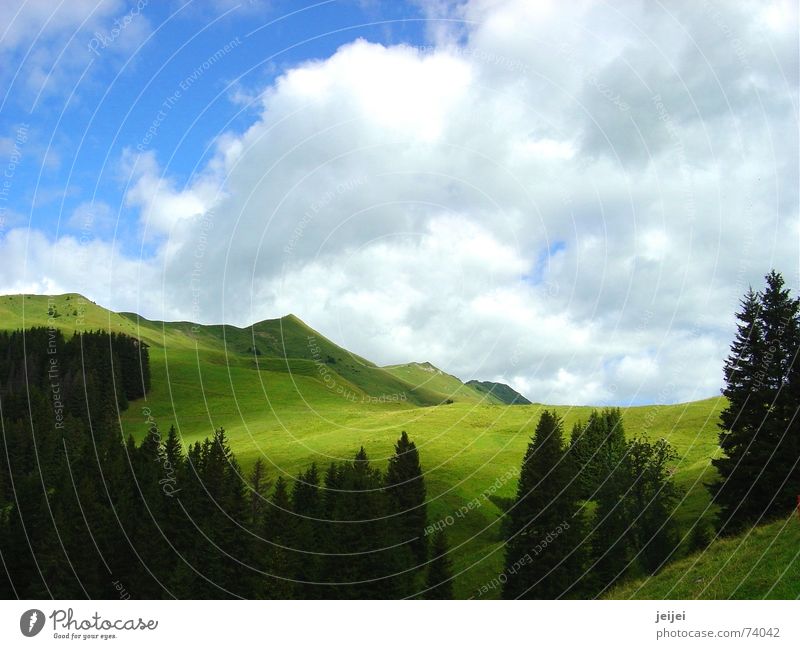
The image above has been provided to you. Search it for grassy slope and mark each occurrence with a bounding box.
[1,293,732,598]
[121,311,449,407]
[610,517,800,599]
[466,379,532,405]
[383,362,505,404]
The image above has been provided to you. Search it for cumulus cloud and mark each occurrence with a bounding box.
[0,227,162,317]
[2,0,797,404]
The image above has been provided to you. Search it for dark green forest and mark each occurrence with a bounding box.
[0,327,437,597]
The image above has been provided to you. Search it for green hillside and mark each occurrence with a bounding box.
[610,517,800,599]
[0,293,145,335]
[466,380,532,405]
[119,309,449,407]
[0,293,729,598]
[384,361,505,404]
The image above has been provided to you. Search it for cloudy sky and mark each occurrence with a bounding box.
[0,0,797,405]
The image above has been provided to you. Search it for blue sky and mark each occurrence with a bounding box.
[0,0,796,405]
[0,1,430,253]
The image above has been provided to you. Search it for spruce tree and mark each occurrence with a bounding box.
[385,431,427,562]
[290,463,322,598]
[247,458,270,527]
[263,476,295,598]
[321,449,415,599]
[571,410,607,498]
[589,408,634,593]
[757,272,800,516]
[126,428,170,597]
[625,436,681,574]
[158,425,185,594]
[329,448,387,598]
[425,530,454,599]
[712,272,800,531]
[163,425,183,481]
[502,410,586,599]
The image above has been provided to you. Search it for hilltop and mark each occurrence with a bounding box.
[465,380,532,405]
[0,293,526,408]
[383,361,530,405]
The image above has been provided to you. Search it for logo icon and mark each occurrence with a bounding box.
[20,609,45,637]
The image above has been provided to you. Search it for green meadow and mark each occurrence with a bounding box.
[3,293,795,599]
[612,516,800,599]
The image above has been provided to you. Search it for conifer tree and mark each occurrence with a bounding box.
[712,272,800,531]
[756,272,800,516]
[290,463,322,597]
[625,436,681,574]
[329,449,386,598]
[163,425,183,480]
[171,441,205,598]
[571,412,605,499]
[263,476,295,598]
[588,408,634,593]
[158,425,185,593]
[126,428,170,597]
[425,530,454,599]
[502,410,586,599]
[385,431,427,562]
[321,449,415,599]
[571,408,626,499]
[247,458,269,527]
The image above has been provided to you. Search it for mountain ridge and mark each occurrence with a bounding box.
[0,292,530,406]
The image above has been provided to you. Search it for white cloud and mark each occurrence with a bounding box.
[122,149,218,237]
[0,227,162,317]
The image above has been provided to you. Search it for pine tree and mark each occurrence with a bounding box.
[158,425,185,594]
[320,449,415,599]
[163,425,183,483]
[120,428,176,597]
[263,476,295,598]
[290,463,322,597]
[589,408,634,593]
[180,429,257,598]
[330,448,387,598]
[758,272,800,516]
[502,410,586,599]
[711,272,800,531]
[425,530,454,599]
[247,458,270,527]
[385,431,427,562]
[171,441,205,598]
[571,411,606,498]
[292,463,321,522]
[625,436,681,574]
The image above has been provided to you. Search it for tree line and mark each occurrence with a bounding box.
[501,408,682,598]
[499,270,799,598]
[0,329,451,597]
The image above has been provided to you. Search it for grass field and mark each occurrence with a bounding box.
[2,293,768,598]
[611,516,800,599]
